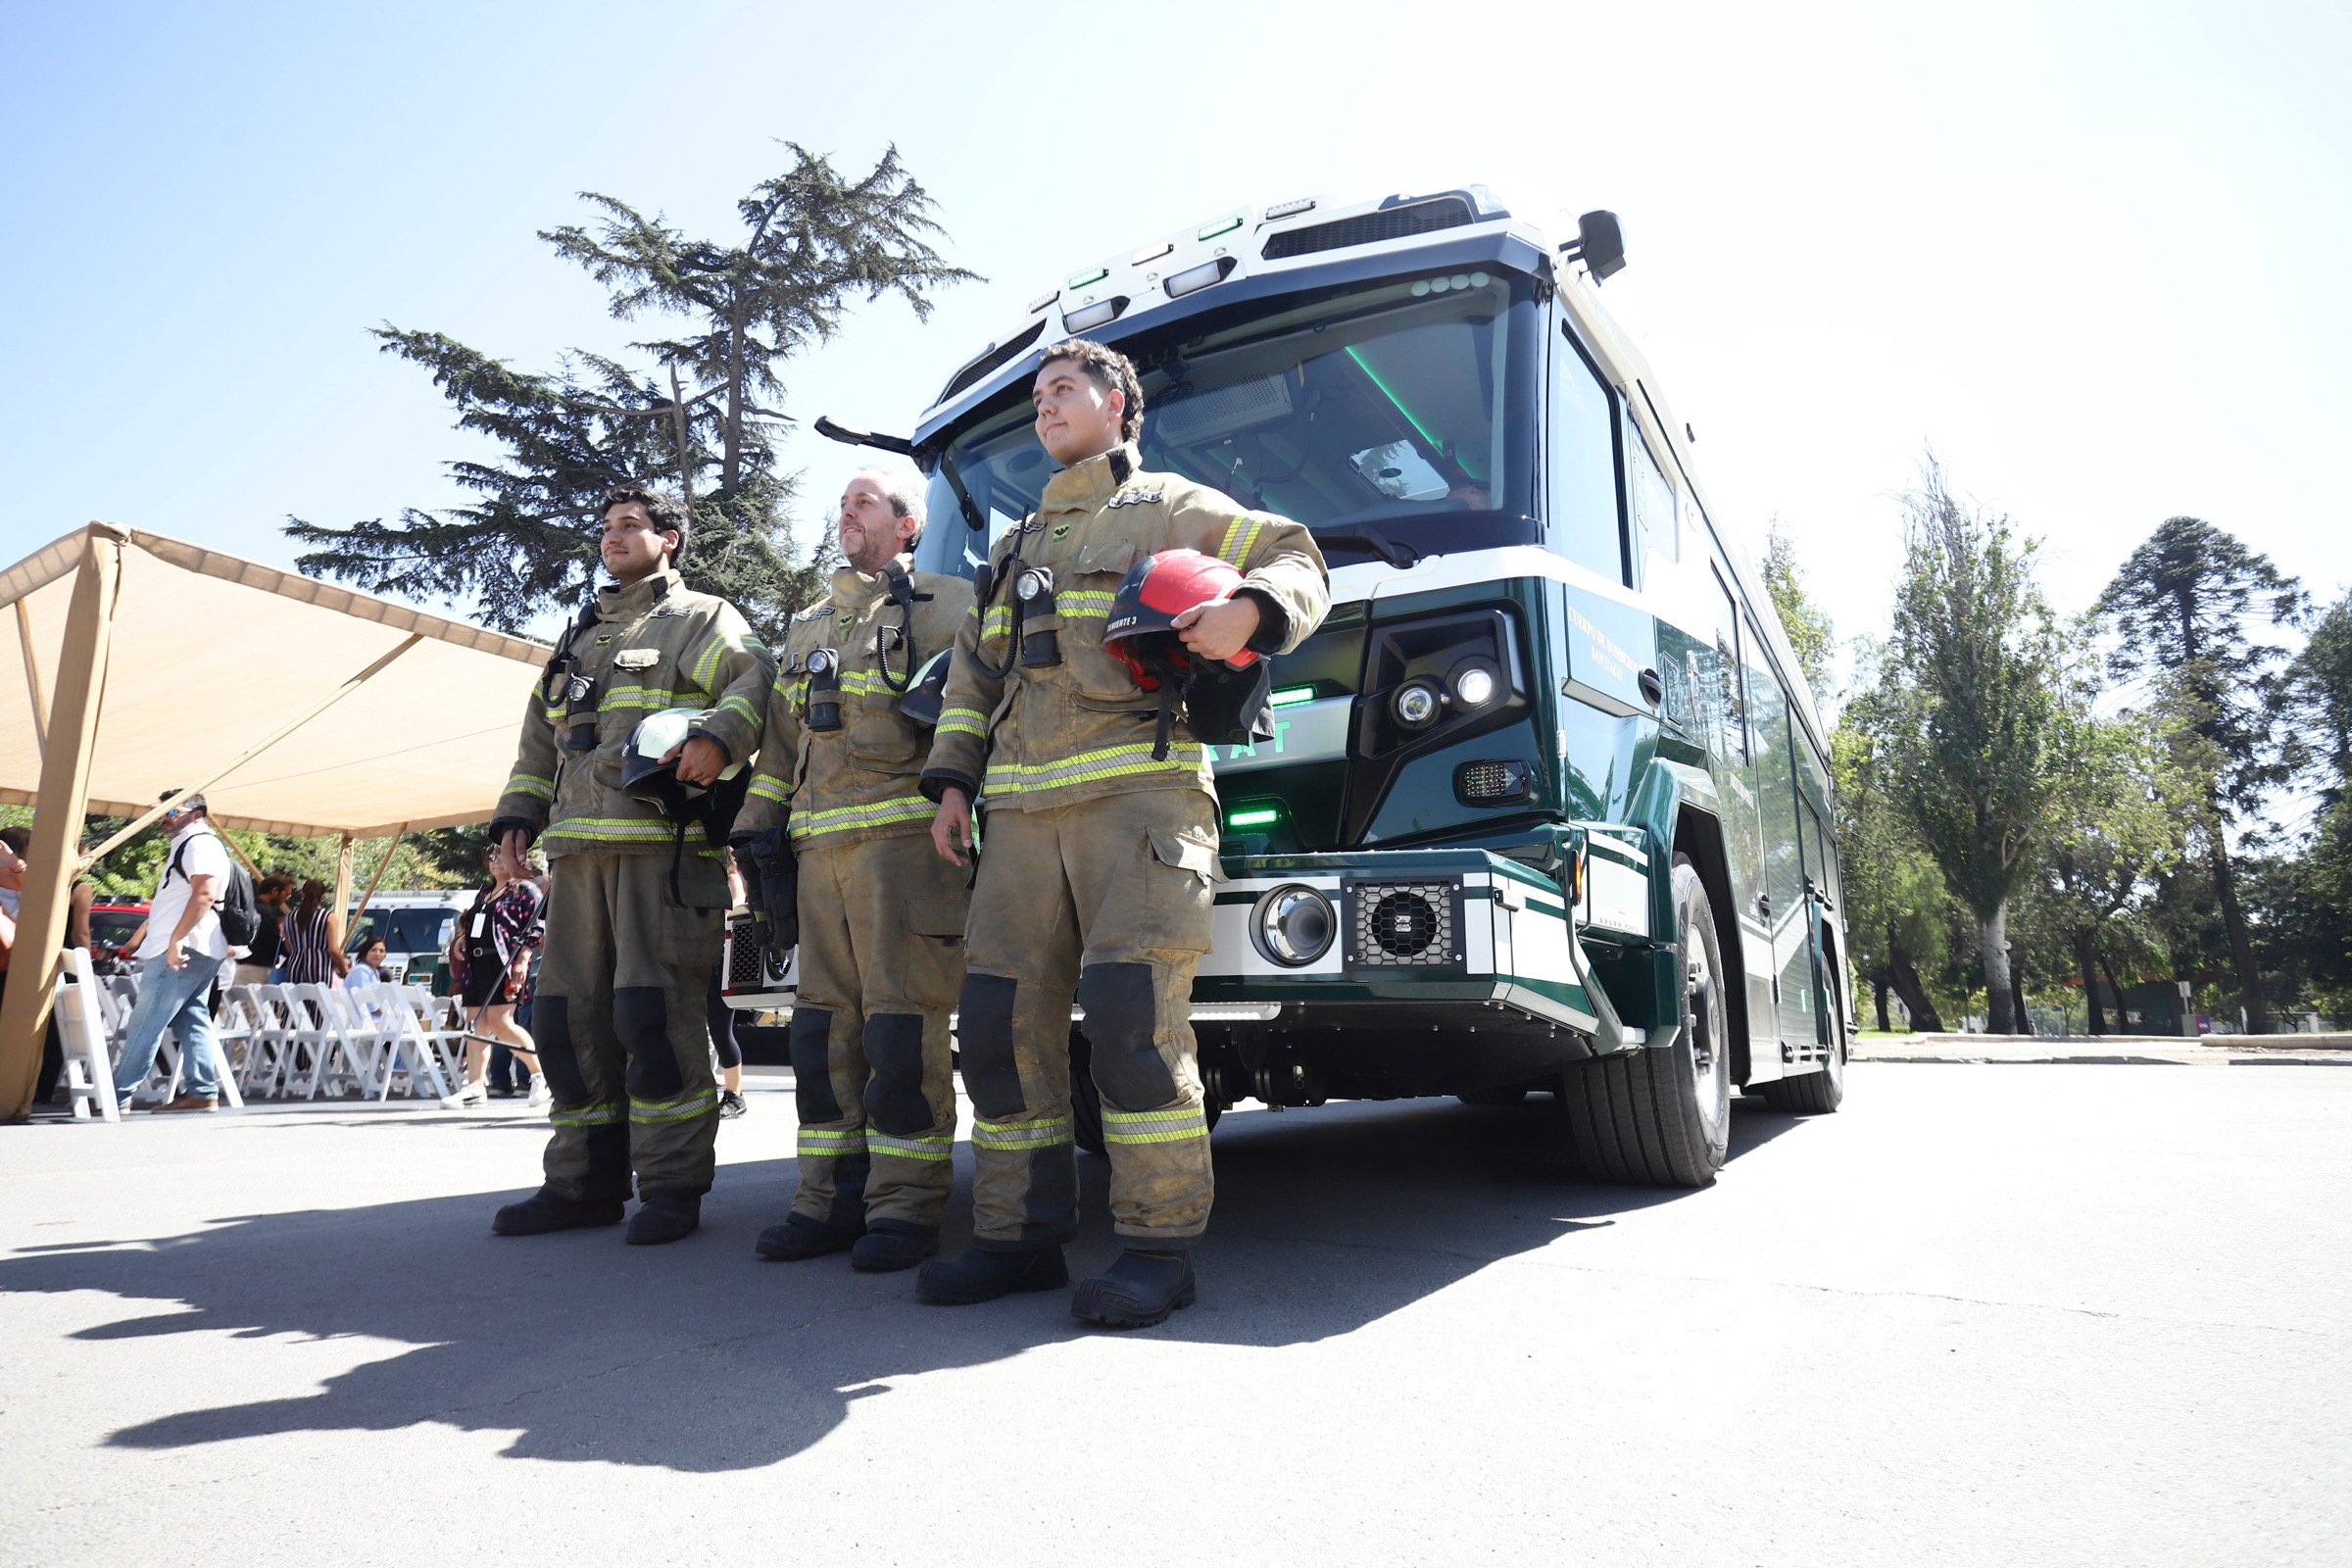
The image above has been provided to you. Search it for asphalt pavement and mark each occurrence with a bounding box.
[2,1063,2345,1567]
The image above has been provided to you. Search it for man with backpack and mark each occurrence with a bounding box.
[111,790,258,1113]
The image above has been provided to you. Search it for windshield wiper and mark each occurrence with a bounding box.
[1309,526,1422,569]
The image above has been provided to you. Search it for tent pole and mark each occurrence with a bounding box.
[1,528,122,1122]
[15,599,46,757]
[349,824,407,932]
[330,834,356,956]
[77,632,425,869]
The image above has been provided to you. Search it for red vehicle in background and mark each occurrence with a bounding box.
[86,901,148,974]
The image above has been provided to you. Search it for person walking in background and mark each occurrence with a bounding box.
[439,841,550,1110]
[237,875,294,987]
[110,792,234,1113]
[277,878,348,988]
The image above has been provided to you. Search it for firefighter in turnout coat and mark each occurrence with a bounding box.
[735,469,973,1272]
[917,340,1329,1326]
[486,484,774,1247]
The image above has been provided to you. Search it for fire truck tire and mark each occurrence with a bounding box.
[1560,857,1732,1188]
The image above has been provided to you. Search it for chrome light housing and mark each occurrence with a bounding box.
[1393,680,1441,727]
[1251,884,1336,967]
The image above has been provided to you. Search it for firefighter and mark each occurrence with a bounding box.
[485,483,774,1246]
[733,468,973,1272]
[916,339,1329,1327]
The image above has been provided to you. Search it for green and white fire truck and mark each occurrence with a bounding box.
[766,185,1850,1188]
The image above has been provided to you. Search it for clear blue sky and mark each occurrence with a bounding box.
[5,0,2345,666]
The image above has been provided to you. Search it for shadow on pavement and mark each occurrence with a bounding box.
[3,1096,1809,1472]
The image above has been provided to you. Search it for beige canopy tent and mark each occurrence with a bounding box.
[0,524,551,1119]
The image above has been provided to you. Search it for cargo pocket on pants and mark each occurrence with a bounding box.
[1142,828,1217,955]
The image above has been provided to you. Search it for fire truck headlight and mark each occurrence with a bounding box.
[1393,681,1441,727]
[1252,885,1335,966]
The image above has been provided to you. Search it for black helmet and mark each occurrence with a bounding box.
[900,649,954,726]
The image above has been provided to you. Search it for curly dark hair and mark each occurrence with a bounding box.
[599,482,691,562]
[1038,339,1146,444]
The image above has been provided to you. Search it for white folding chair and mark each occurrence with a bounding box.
[53,950,120,1122]
[408,987,468,1085]
[277,984,339,1099]
[371,988,456,1101]
[234,985,294,1098]
[331,986,396,1097]
[305,986,376,1100]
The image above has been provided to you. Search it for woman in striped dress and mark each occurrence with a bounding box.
[278,879,348,987]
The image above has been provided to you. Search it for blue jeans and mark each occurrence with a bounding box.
[113,955,221,1101]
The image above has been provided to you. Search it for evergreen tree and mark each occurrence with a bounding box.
[1879,459,2063,1035]
[286,145,973,642]
[2095,517,2307,1031]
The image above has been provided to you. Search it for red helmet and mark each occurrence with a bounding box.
[1102,549,1260,689]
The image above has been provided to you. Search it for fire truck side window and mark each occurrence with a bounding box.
[1548,320,1627,585]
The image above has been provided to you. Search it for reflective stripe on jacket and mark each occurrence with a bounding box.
[491,567,774,858]
[736,556,972,849]
[918,442,1328,813]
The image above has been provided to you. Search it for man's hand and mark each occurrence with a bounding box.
[500,827,534,867]
[664,735,730,787]
[1172,595,1262,664]
[164,944,187,970]
[931,788,975,866]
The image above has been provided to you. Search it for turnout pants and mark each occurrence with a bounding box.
[958,789,1220,1250]
[536,851,727,1201]
[788,829,968,1231]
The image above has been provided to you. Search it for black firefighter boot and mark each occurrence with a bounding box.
[1071,1249,1197,1329]
[755,1212,864,1261]
[916,1244,1069,1304]
[491,1187,625,1236]
[850,1220,939,1273]
[625,1191,702,1246]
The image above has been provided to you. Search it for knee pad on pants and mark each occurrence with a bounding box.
[614,986,681,1100]
[863,1013,932,1135]
[956,974,1021,1118]
[532,996,593,1103]
[1078,962,1177,1109]
[789,1007,839,1122]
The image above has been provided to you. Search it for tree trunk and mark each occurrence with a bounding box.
[2009,959,2032,1038]
[1873,976,1891,1033]
[2074,932,2105,1035]
[1982,901,2016,1034]
[2207,835,2269,1033]
[2100,955,2129,1035]
[1886,926,1945,1032]
[722,305,747,494]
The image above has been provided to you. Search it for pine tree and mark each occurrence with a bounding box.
[1879,459,2063,1035]
[286,145,974,642]
[2095,517,2306,1032]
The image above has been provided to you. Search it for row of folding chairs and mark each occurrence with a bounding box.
[228,983,468,1102]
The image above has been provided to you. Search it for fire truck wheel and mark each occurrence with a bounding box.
[1559,856,1732,1188]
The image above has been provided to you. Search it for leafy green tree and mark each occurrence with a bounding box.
[2260,590,2352,1016]
[1763,522,1837,709]
[2020,688,2191,1034]
[2095,516,2306,1031]
[287,145,973,643]
[1833,661,1953,1031]
[1879,459,2063,1035]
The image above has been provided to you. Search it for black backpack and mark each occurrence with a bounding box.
[169,831,261,948]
